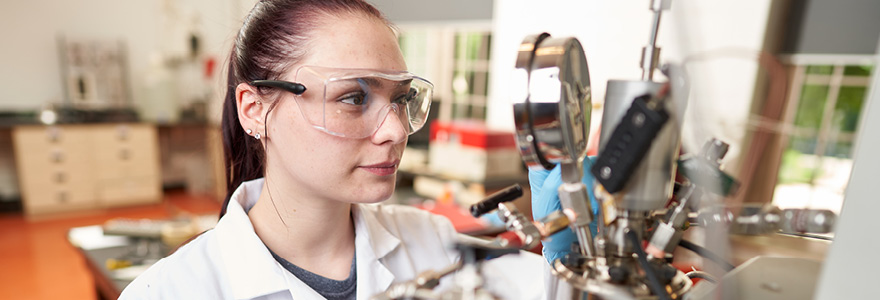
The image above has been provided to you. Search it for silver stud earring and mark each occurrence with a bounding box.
[246,129,253,134]
[255,132,261,140]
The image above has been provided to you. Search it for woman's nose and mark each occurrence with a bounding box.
[371,104,408,145]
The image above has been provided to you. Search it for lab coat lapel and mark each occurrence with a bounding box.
[353,204,400,299]
[216,180,290,299]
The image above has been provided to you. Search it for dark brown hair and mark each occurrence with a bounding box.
[220,0,386,217]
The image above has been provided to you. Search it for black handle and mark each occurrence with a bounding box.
[469,184,523,217]
[591,94,669,193]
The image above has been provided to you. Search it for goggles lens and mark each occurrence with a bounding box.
[295,66,433,139]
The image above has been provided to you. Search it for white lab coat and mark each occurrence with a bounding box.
[119,178,546,299]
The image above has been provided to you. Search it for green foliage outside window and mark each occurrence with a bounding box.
[843,65,872,76]
[777,64,872,188]
[806,65,833,75]
[833,86,866,133]
[778,149,818,184]
[793,85,829,130]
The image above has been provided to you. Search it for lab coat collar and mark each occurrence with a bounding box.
[216,178,400,299]
[353,203,400,299]
[215,178,289,299]
[353,203,401,261]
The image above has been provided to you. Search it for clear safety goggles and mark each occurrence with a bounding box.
[251,66,433,139]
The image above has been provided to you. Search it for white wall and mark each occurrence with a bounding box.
[815,36,880,300]
[369,0,492,23]
[0,0,252,119]
[487,0,773,169]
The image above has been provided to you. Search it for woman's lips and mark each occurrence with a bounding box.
[360,161,399,176]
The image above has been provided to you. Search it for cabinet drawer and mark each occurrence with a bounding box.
[92,125,160,180]
[93,148,160,180]
[90,124,157,147]
[97,176,162,207]
[20,167,93,194]
[13,125,92,149]
[21,184,97,215]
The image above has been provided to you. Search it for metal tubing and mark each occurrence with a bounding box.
[573,226,595,259]
[558,181,596,258]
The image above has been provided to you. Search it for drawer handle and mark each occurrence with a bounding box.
[48,127,61,143]
[55,172,66,183]
[58,192,68,203]
[51,150,64,163]
[117,125,129,141]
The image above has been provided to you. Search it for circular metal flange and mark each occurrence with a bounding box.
[512,33,592,171]
[550,259,635,300]
[513,33,554,170]
[551,259,693,300]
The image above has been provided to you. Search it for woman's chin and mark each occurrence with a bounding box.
[350,183,396,204]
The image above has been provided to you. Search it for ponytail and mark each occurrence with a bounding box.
[219,54,266,218]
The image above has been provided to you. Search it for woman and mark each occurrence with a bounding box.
[120,1,545,299]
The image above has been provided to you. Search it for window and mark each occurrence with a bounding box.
[451,31,492,120]
[397,25,492,122]
[773,59,874,213]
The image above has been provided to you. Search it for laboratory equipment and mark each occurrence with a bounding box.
[505,0,839,299]
[371,0,846,298]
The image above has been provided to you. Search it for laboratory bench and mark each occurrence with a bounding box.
[71,237,152,300]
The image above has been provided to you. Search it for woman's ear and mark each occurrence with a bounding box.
[236,83,268,139]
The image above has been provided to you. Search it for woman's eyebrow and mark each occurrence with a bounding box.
[357,77,382,88]
[357,77,412,90]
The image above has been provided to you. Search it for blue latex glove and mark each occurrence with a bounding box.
[529,156,600,264]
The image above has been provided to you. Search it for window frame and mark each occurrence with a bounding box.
[771,54,875,213]
[396,22,493,122]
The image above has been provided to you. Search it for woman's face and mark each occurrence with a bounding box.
[264,13,409,204]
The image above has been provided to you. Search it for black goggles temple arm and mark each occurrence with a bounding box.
[250,80,307,95]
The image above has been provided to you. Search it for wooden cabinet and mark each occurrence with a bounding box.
[90,125,162,207]
[12,124,161,216]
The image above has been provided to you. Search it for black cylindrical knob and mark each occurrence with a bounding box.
[469,184,523,217]
[653,261,678,285]
[608,266,630,284]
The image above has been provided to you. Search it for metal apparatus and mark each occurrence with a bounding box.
[508,0,837,299]
[370,242,518,300]
[372,185,572,300]
[470,184,571,250]
[513,1,693,298]
[371,0,843,299]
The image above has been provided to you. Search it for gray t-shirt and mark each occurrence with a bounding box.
[268,248,357,300]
